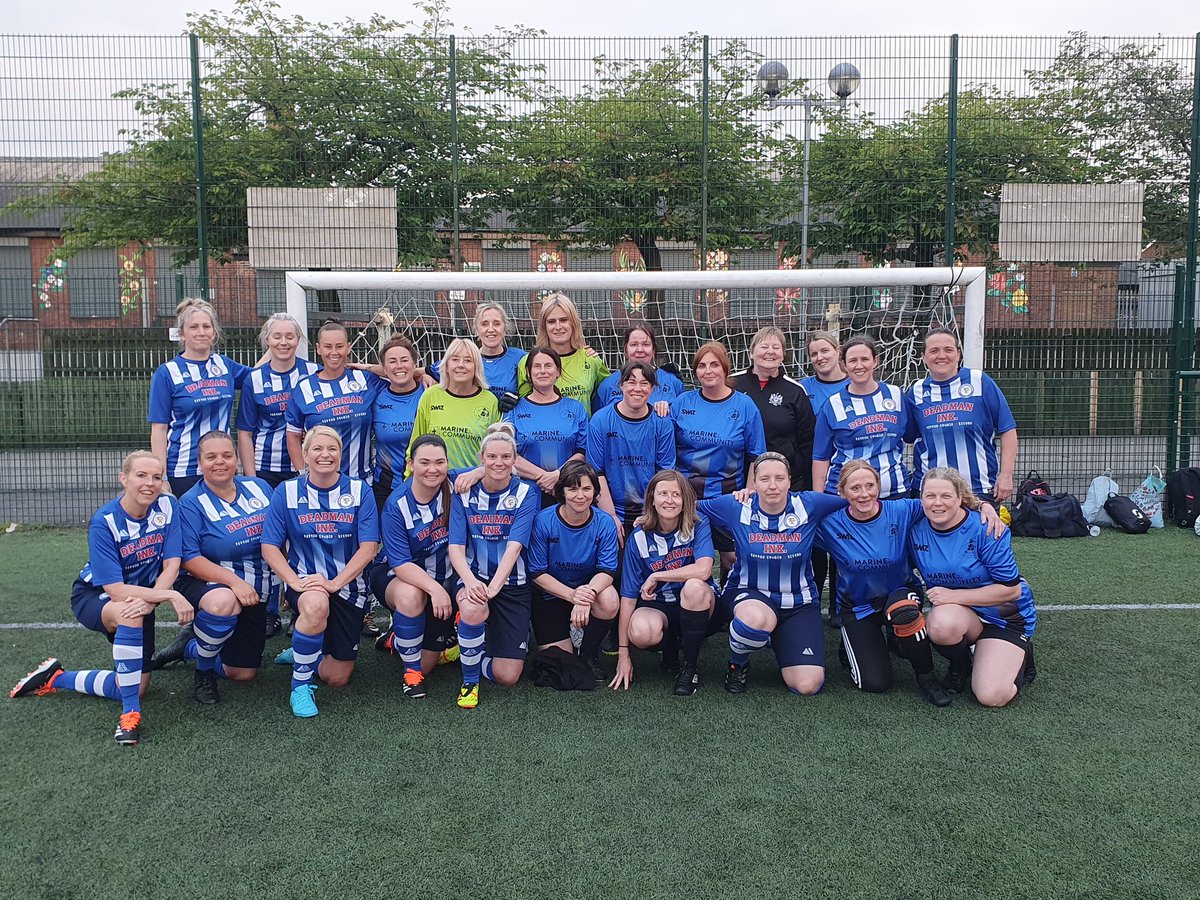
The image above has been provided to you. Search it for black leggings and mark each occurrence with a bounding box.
[840,608,934,693]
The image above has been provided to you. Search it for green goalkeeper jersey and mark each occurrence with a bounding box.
[517,347,610,414]
[406,385,499,473]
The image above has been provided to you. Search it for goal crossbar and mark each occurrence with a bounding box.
[285,266,987,367]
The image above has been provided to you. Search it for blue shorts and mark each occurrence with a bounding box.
[175,574,266,669]
[283,586,367,662]
[69,578,156,668]
[724,588,824,669]
[367,562,459,651]
[477,583,532,661]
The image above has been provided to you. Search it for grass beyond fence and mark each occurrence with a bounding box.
[1,526,1197,899]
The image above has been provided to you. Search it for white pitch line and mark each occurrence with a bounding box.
[0,603,1198,631]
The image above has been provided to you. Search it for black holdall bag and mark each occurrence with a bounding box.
[1164,467,1200,528]
[1010,491,1090,538]
[1102,493,1151,535]
[1017,471,1051,497]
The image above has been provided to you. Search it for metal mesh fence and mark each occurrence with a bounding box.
[0,22,1197,522]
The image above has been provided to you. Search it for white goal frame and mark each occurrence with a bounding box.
[284,267,988,367]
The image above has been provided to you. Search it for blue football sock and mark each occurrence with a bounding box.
[112,625,144,714]
[290,627,324,691]
[728,617,771,666]
[392,611,424,672]
[192,610,238,673]
[54,669,119,700]
[458,620,485,685]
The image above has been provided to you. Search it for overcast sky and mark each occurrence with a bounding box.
[6,0,1198,36]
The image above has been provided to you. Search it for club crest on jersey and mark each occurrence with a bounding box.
[502,495,519,510]
[149,512,167,528]
[959,384,974,397]
[783,513,800,528]
[882,399,896,411]
[248,498,264,510]
[729,410,740,420]
[338,494,355,508]
[769,393,783,406]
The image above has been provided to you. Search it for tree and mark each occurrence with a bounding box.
[499,37,791,314]
[797,88,1090,270]
[10,0,536,267]
[1028,32,1194,255]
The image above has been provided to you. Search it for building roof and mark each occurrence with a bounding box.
[0,157,103,232]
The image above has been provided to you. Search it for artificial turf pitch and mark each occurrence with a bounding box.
[1,527,1197,899]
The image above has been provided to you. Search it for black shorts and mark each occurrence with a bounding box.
[367,563,459,652]
[633,598,728,642]
[168,474,202,497]
[978,622,1032,649]
[69,579,156,668]
[283,586,368,662]
[530,590,575,646]
[723,588,825,669]
[174,574,266,669]
[471,583,532,661]
[257,470,293,489]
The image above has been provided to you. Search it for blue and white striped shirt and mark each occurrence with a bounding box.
[261,475,380,608]
[178,476,276,598]
[449,477,540,587]
[813,382,912,499]
[235,360,321,474]
[80,495,181,589]
[381,479,451,582]
[148,353,251,478]
[285,370,385,483]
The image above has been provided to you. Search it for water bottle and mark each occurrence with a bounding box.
[1088,525,1101,537]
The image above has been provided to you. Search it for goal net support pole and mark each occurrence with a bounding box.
[285,267,988,367]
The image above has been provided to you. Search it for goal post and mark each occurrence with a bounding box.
[284,266,988,381]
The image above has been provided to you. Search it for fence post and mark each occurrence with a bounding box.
[449,35,462,272]
[700,35,710,270]
[944,34,959,267]
[1168,264,1186,472]
[189,33,210,300]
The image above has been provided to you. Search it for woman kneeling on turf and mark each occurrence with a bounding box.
[151,431,276,704]
[910,467,1037,708]
[527,460,621,678]
[10,451,191,746]
[448,422,541,709]
[611,470,717,696]
[699,452,846,695]
[370,434,460,699]
[262,426,380,718]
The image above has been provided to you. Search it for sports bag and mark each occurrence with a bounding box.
[1102,493,1151,534]
[1128,467,1166,529]
[1082,469,1120,527]
[1017,471,1051,497]
[1164,467,1200,528]
[1010,491,1090,538]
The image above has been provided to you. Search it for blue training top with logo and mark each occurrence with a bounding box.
[235,359,322,475]
[178,476,276,598]
[285,369,386,483]
[261,475,380,608]
[372,384,424,483]
[620,516,715,604]
[81,494,182,589]
[907,367,1017,497]
[816,498,925,620]
[148,353,252,479]
[909,510,1037,638]
[380,478,451,582]
[672,389,767,497]
[699,492,847,609]
[592,366,685,412]
[503,396,589,475]
[527,506,620,589]
[449,476,540,586]
[586,403,676,519]
[799,375,849,416]
[430,345,525,401]
[813,382,912,499]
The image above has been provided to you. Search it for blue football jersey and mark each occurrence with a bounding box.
[909,511,1036,637]
[672,389,767,498]
[449,476,540,587]
[620,517,715,604]
[816,498,925,620]
[380,479,451,582]
[285,370,386,483]
[261,475,380,607]
[799,375,849,416]
[430,345,525,401]
[593,366,685,412]
[80,495,181,589]
[586,403,676,519]
[148,353,251,478]
[235,359,321,474]
[813,382,912,499]
[907,368,1017,497]
[503,396,588,475]
[527,506,620,589]
[178,476,276,597]
[699,492,847,609]
[372,384,424,482]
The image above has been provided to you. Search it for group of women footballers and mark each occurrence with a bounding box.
[10,291,1037,744]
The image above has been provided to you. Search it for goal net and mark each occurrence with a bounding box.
[283,267,986,389]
